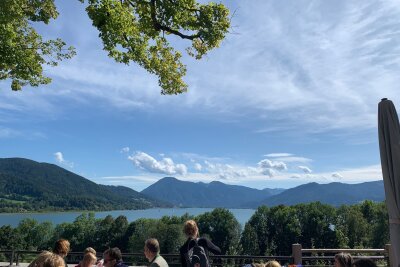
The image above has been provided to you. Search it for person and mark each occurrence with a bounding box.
[334,253,353,267]
[265,261,281,267]
[144,238,169,267]
[103,247,128,267]
[81,252,97,267]
[353,258,377,267]
[76,247,98,267]
[179,220,221,267]
[28,251,65,267]
[53,239,70,267]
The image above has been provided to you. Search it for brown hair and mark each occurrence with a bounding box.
[28,251,65,267]
[53,239,70,256]
[145,238,160,254]
[184,220,198,238]
[103,247,122,262]
[335,253,353,267]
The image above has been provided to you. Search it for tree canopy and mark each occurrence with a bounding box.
[0,0,230,94]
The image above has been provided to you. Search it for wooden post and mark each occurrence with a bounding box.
[385,244,393,267]
[292,243,302,265]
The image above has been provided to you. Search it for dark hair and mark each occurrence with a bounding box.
[103,247,122,262]
[353,259,377,267]
[145,238,160,254]
[335,253,353,267]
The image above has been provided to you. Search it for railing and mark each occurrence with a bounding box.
[292,244,392,267]
[0,244,393,267]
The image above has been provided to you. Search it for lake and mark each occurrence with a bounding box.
[0,208,255,227]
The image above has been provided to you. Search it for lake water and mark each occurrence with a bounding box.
[0,208,255,228]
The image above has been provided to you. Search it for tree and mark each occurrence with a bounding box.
[0,0,76,90]
[1,0,230,94]
[197,208,241,254]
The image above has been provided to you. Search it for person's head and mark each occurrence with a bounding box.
[144,238,160,261]
[84,247,96,256]
[265,261,281,267]
[103,247,122,267]
[353,258,377,267]
[184,220,199,238]
[81,252,97,267]
[28,251,65,267]
[53,239,70,258]
[335,253,353,267]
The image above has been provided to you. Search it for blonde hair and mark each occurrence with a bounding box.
[53,239,70,257]
[81,252,97,267]
[265,261,281,267]
[184,220,199,238]
[28,251,65,267]
[84,247,96,256]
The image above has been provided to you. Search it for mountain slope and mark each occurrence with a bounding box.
[258,180,385,207]
[141,177,283,208]
[0,158,170,212]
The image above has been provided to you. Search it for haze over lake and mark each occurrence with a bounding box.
[0,208,255,228]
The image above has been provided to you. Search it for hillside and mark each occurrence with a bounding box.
[257,180,385,207]
[0,158,170,212]
[141,177,284,208]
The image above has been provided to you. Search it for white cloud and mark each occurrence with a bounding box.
[54,152,74,168]
[264,153,293,157]
[298,166,312,174]
[332,172,343,179]
[273,156,313,163]
[128,151,187,176]
[194,163,202,171]
[120,147,130,153]
[258,159,287,171]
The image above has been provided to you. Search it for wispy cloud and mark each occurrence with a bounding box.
[264,153,293,157]
[298,166,312,174]
[54,152,74,168]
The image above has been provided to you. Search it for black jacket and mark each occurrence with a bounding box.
[179,237,221,267]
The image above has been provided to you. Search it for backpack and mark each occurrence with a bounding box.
[185,238,211,267]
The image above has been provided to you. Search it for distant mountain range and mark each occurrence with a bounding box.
[0,158,170,212]
[0,158,386,212]
[141,177,385,208]
[141,177,285,208]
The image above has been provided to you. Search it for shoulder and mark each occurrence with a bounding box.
[154,256,169,267]
[198,237,211,246]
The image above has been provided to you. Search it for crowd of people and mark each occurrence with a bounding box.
[26,220,380,267]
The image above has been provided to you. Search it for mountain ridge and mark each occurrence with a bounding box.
[141,177,385,208]
[0,157,170,212]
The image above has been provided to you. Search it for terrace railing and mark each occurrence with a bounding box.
[0,244,394,267]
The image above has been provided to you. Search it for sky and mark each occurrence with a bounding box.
[1,0,400,191]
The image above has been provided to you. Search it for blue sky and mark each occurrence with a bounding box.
[1,0,399,191]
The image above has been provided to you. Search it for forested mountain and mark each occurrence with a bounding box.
[256,180,385,207]
[142,177,385,208]
[0,158,170,212]
[141,177,284,208]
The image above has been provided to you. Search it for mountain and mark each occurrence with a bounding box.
[256,180,385,207]
[141,177,284,208]
[141,177,385,208]
[0,158,170,212]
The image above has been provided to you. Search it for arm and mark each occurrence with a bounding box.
[202,238,221,255]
